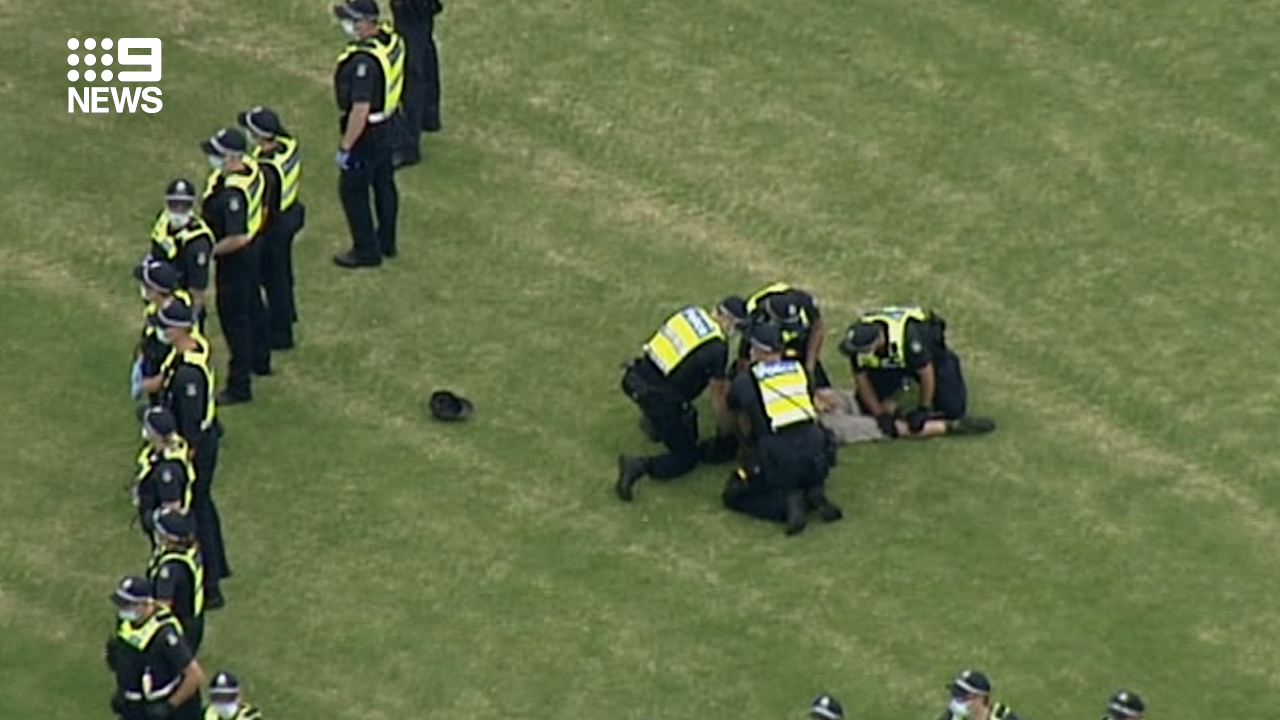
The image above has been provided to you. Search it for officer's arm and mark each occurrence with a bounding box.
[182,238,212,311]
[158,629,204,706]
[212,194,251,256]
[853,370,886,416]
[709,379,733,434]
[804,316,825,373]
[171,368,205,443]
[341,102,371,151]
[916,361,936,409]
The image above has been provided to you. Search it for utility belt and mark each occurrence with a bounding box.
[122,673,181,702]
[621,358,682,406]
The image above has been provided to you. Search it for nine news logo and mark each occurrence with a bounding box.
[66,37,163,114]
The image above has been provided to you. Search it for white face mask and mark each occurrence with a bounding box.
[211,701,239,719]
[141,427,150,441]
[139,284,150,301]
[206,155,225,170]
[167,210,191,228]
[117,607,142,622]
[949,699,971,719]
[154,326,172,345]
[340,19,358,38]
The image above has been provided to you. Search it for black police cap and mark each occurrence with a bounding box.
[137,404,178,436]
[838,322,881,356]
[154,507,196,539]
[156,300,195,329]
[111,574,154,606]
[748,322,784,353]
[428,390,473,421]
[209,670,242,697]
[165,178,197,203]
[1107,691,1145,718]
[809,694,844,720]
[949,669,992,698]
[200,127,248,156]
[764,293,801,325]
[715,295,749,325]
[237,106,287,138]
[133,258,179,293]
[334,0,380,20]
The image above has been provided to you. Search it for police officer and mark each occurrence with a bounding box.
[133,259,202,403]
[155,301,230,608]
[332,0,404,268]
[237,106,304,350]
[133,406,195,540]
[148,508,206,654]
[938,669,1024,720]
[737,282,828,386]
[149,179,215,324]
[615,303,741,502]
[390,0,444,167]
[839,305,969,438]
[106,575,206,720]
[809,694,844,720]
[206,671,268,720]
[200,127,270,403]
[1100,691,1144,720]
[721,323,839,536]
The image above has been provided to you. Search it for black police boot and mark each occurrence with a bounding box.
[615,455,648,502]
[784,491,808,536]
[805,487,844,522]
[947,416,997,435]
[333,250,382,269]
[216,390,251,406]
[205,586,226,610]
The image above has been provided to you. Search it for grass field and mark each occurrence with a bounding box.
[2,0,1280,717]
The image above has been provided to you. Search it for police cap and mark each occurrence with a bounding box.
[748,322,784,353]
[715,295,749,326]
[763,293,802,326]
[111,575,154,606]
[156,300,195,329]
[138,404,178,437]
[154,507,196,540]
[334,0,380,20]
[209,671,242,698]
[165,178,197,204]
[809,694,844,720]
[133,258,179,293]
[200,127,248,156]
[949,669,991,698]
[1107,691,1145,719]
[838,322,881,356]
[428,390,474,421]
[237,106,288,139]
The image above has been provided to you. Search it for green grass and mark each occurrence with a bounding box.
[2,0,1280,717]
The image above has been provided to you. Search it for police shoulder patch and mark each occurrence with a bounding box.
[909,340,924,354]
[229,197,241,212]
[161,468,174,484]
[185,383,198,397]
[356,62,369,78]
[166,632,179,646]
[159,566,171,580]
[196,252,208,266]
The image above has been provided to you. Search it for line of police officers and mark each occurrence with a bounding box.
[617,282,995,535]
[106,3,438,715]
[806,671,1149,720]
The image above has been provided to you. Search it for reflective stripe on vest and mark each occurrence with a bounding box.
[150,212,215,264]
[744,282,793,315]
[854,306,932,370]
[751,360,816,431]
[117,608,182,651]
[643,306,724,376]
[160,338,217,432]
[148,544,205,618]
[253,136,302,212]
[135,435,196,512]
[204,704,263,720]
[200,161,266,238]
[336,26,406,122]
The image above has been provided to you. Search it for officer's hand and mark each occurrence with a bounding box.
[875,413,899,439]
[334,149,352,171]
[906,406,931,434]
[144,701,173,720]
[130,359,145,399]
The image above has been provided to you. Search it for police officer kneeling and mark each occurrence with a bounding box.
[722,324,840,536]
[106,575,206,720]
[616,303,739,502]
[840,306,971,438]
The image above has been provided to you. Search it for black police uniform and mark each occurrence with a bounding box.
[737,286,829,388]
[148,516,207,654]
[850,313,967,419]
[201,159,271,400]
[722,356,832,529]
[240,107,305,350]
[158,318,229,603]
[391,0,443,163]
[621,335,728,480]
[107,589,201,720]
[149,186,214,327]
[133,440,194,539]
[334,24,400,265]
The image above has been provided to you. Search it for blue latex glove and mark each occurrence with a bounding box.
[129,359,144,399]
[335,148,352,170]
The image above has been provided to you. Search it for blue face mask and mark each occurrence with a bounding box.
[206,155,225,170]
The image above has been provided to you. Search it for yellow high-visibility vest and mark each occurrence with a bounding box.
[336,25,405,123]
[643,306,724,376]
[854,306,933,371]
[253,135,302,212]
[751,360,816,431]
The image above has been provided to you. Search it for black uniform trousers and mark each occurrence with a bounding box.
[621,362,700,480]
[259,202,305,348]
[339,123,399,262]
[215,242,270,398]
[183,615,205,656]
[192,428,230,592]
[394,2,441,139]
[722,425,829,522]
[858,349,968,419]
[118,697,201,720]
